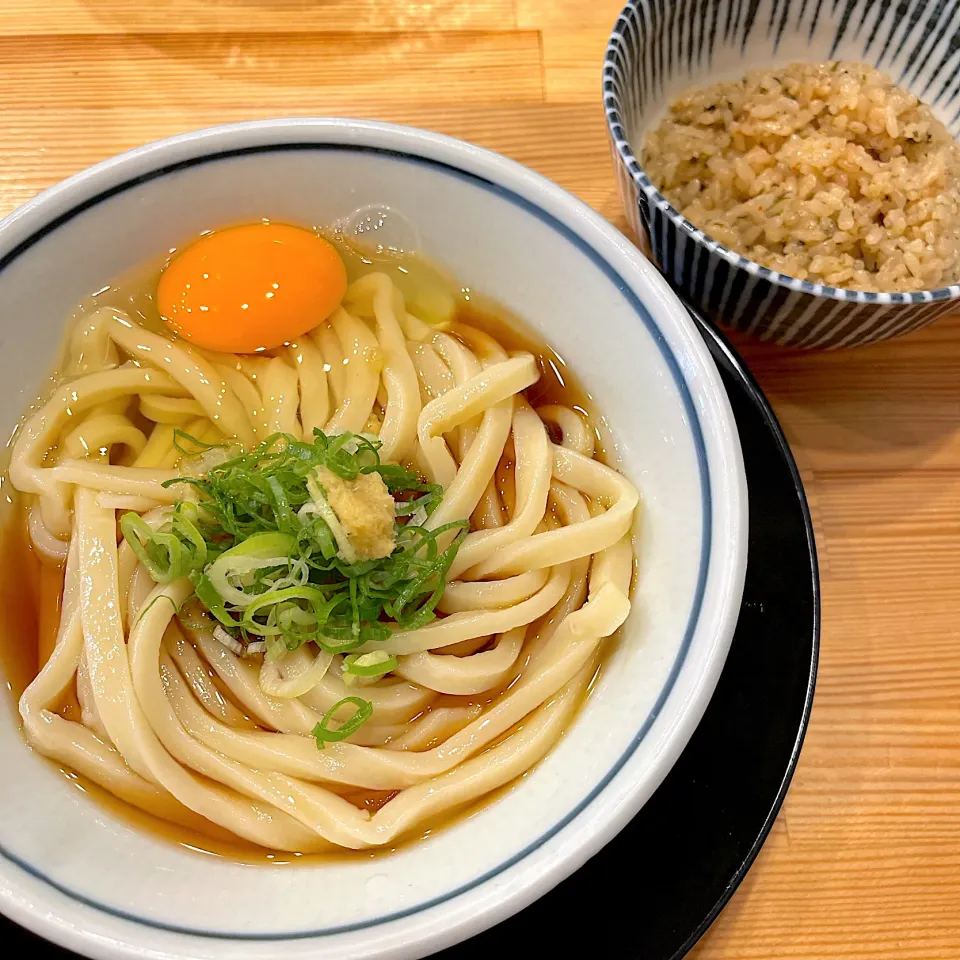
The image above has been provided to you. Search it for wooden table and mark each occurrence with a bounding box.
[3,1,959,956]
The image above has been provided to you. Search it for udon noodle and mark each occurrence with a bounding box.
[5,232,638,853]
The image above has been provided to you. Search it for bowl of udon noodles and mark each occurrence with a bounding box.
[0,119,746,960]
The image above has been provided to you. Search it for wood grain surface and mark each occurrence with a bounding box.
[1,1,958,956]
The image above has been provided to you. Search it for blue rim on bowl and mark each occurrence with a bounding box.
[603,0,960,348]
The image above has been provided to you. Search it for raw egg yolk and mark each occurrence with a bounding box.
[157,223,347,353]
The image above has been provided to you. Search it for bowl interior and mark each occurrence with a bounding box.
[0,125,744,958]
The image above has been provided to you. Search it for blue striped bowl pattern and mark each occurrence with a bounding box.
[604,0,960,348]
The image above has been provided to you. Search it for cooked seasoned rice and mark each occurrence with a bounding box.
[642,61,960,292]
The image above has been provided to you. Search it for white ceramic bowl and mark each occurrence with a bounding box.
[0,119,747,960]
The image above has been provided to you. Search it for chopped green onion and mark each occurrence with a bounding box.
[241,585,338,636]
[191,571,240,629]
[120,504,207,583]
[217,531,298,559]
[134,593,179,624]
[205,531,299,606]
[139,429,466,658]
[343,651,398,679]
[312,696,373,749]
[172,429,226,456]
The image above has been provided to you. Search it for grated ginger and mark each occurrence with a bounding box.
[312,465,396,562]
